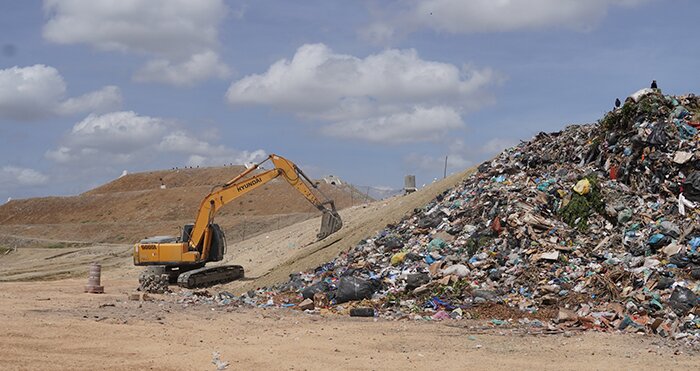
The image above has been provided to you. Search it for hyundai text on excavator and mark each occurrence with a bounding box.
[133,154,343,288]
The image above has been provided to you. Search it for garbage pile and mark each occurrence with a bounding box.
[268,88,700,342]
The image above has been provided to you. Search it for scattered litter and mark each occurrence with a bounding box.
[212,351,229,370]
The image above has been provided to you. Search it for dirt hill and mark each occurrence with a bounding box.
[0,165,371,245]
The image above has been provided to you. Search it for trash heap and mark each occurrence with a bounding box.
[270,88,700,342]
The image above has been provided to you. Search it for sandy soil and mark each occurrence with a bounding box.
[0,278,697,371]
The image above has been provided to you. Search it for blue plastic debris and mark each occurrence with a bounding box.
[647,233,665,245]
[674,119,697,139]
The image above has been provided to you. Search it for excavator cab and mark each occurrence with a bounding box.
[181,224,193,242]
[205,224,226,262]
[181,223,225,262]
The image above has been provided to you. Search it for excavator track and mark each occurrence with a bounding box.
[176,265,244,288]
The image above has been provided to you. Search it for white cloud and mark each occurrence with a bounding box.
[158,131,266,166]
[227,43,498,143]
[46,111,265,168]
[59,111,168,159]
[57,85,123,115]
[364,0,649,42]
[43,0,224,57]
[158,131,220,155]
[0,65,63,120]
[134,51,230,86]
[44,146,76,163]
[43,0,230,86]
[0,166,49,187]
[227,44,494,112]
[321,106,463,143]
[0,64,121,121]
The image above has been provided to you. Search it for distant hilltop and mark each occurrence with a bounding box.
[0,165,372,244]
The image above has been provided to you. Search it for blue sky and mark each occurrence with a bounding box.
[1,0,699,202]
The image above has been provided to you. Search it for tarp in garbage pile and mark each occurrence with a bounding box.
[189,88,700,344]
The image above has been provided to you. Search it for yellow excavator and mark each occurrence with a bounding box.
[133,154,343,288]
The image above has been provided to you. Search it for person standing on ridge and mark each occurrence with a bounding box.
[651,80,658,89]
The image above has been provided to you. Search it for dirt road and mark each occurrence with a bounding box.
[1,278,697,371]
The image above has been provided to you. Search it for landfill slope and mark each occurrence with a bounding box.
[223,88,700,345]
[0,165,370,244]
[219,168,473,292]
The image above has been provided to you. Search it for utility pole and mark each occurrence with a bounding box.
[443,155,448,179]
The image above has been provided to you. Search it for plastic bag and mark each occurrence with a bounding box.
[683,172,700,202]
[334,277,377,304]
[573,179,591,195]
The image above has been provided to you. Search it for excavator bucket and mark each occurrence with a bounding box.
[317,209,342,240]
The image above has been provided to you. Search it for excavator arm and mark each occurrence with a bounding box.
[187,154,342,256]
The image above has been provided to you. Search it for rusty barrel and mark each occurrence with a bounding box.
[84,262,104,294]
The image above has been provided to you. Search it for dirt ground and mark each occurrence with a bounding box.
[1,170,698,370]
[1,278,697,371]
